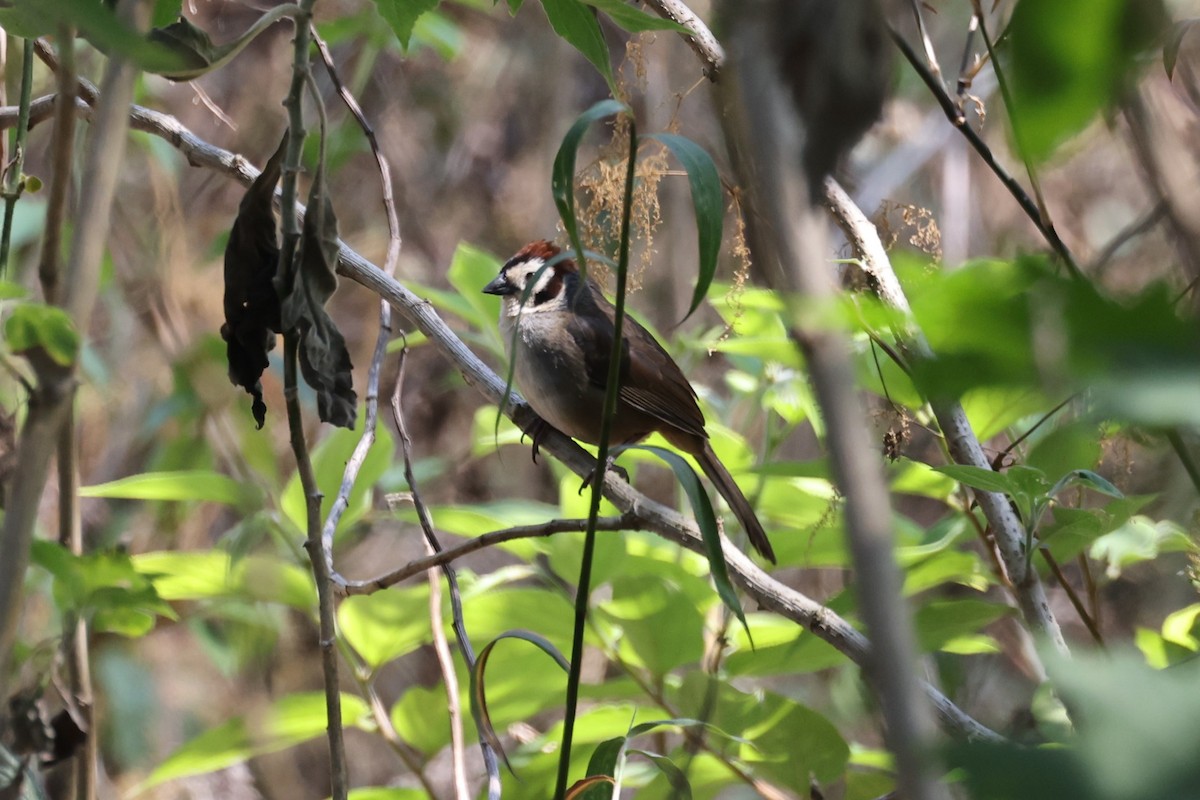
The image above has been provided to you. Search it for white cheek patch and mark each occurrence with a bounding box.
[514,257,552,297]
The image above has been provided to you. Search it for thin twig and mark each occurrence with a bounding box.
[58,415,97,800]
[338,515,635,595]
[1088,199,1167,274]
[278,6,349,797]
[311,24,406,593]
[392,348,502,800]
[48,96,1000,745]
[338,637,443,798]
[955,13,981,104]
[0,39,34,275]
[908,0,943,83]
[37,30,76,304]
[1038,547,1103,645]
[425,521,469,800]
[889,27,1080,275]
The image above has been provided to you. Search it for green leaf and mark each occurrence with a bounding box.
[374,0,440,50]
[338,587,432,670]
[628,750,692,799]
[30,542,176,636]
[140,692,368,790]
[1090,515,1191,577]
[950,650,1200,800]
[913,598,1013,653]
[599,576,705,676]
[929,464,1014,495]
[643,134,723,322]
[1008,0,1167,161]
[581,0,690,32]
[79,469,260,509]
[346,789,427,800]
[5,302,80,366]
[539,0,615,93]
[552,99,629,258]
[281,422,394,538]
[580,736,624,800]
[132,551,314,608]
[629,445,749,638]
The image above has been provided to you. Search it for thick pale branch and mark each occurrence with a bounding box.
[824,177,1067,663]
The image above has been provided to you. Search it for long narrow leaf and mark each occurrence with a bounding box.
[539,0,616,93]
[628,445,749,638]
[469,629,571,772]
[644,133,723,322]
[551,99,628,272]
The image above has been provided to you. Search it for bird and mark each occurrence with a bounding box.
[482,240,776,563]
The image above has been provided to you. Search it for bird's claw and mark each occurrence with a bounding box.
[578,454,630,495]
[520,417,550,464]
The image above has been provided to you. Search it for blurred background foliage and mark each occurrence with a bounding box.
[4,0,1200,798]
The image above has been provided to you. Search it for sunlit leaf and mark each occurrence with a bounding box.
[338,587,432,670]
[5,303,80,366]
[140,692,368,790]
[581,0,689,33]
[80,470,260,509]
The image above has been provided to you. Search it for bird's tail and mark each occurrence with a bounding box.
[696,442,776,563]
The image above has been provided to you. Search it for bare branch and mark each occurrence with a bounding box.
[642,0,725,79]
[889,27,1080,275]
[338,515,636,595]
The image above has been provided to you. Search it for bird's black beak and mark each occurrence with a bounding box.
[482,274,514,296]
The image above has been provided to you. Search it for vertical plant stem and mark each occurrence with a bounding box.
[554,115,638,800]
[57,413,97,800]
[0,0,143,701]
[284,334,349,800]
[38,26,76,304]
[277,5,349,798]
[0,38,33,275]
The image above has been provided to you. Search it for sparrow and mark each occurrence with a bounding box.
[483,240,776,563]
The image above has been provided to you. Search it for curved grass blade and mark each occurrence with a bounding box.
[626,445,749,639]
[643,133,723,323]
[566,775,616,799]
[551,99,629,279]
[469,629,571,773]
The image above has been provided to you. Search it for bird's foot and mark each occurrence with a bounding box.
[520,417,550,464]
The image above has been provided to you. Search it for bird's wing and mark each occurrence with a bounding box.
[565,278,707,439]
